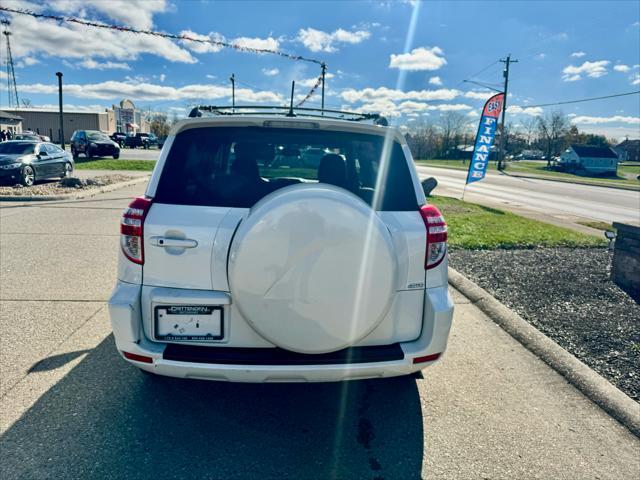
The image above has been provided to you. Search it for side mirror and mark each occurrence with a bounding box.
[421,177,438,197]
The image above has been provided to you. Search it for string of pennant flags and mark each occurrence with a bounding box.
[0,5,326,106]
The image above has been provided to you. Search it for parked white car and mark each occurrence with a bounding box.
[108,112,454,382]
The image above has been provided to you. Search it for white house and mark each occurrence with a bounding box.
[559,144,618,174]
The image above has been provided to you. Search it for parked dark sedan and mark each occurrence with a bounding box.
[70,130,120,159]
[0,141,74,186]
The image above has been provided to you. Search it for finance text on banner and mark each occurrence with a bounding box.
[466,92,505,185]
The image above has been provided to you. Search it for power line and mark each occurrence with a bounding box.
[527,91,640,108]
[0,5,326,106]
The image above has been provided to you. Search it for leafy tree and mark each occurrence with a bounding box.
[150,113,170,138]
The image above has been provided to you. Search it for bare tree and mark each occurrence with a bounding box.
[537,111,569,166]
[521,117,537,146]
[438,111,469,158]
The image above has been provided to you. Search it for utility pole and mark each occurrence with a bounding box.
[321,63,326,114]
[230,73,235,112]
[498,54,517,170]
[56,72,64,149]
[2,19,19,109]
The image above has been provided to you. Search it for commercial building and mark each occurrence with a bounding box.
[6,99,149,144]
[0,110,23,135]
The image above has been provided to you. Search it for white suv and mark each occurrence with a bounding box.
[108,111,454,382]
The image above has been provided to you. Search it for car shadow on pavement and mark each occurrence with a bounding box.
[1,335,424,480]
[28,349,92,373]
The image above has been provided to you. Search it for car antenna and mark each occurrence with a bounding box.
[286,81,296,117]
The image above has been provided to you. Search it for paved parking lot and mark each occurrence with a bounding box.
[1,184,638,479]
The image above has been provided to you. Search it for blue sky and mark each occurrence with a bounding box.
[1,0,639,140]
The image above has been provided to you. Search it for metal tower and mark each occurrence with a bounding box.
[2,19,19,109]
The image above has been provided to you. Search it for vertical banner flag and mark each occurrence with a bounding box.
[466,92,505,184]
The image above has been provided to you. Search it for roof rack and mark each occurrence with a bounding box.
[187,105,389,126]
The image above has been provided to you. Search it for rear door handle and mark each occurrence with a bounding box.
[150,236,198,248]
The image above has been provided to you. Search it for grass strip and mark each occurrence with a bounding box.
[429,195,606,249]
[75,159,156,171]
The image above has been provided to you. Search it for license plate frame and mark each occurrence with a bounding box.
[154,305,224,342]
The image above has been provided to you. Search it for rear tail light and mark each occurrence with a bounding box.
[419,204,448,270]
[122,351,153,363]
[413,353,441,364]
[120,196,152,265]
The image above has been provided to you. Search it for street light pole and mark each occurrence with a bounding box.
[230,73,235,112]
[55,72,64,149]
[321,63,326,114]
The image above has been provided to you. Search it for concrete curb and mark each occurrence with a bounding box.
[0,175,150,202]
[448,266,640,437]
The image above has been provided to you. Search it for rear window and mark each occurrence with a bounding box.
[154,127,418,211]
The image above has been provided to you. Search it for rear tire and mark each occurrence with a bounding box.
[86,148,93,160]
[21,165,35,186]
[71,148,78,160]
[113,152,120,159]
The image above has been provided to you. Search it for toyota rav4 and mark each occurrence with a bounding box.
[108,109,454,382]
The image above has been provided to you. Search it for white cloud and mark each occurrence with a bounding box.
[30,103,107,113]
[535,53,546,60]
[631,73,640,86]
[7,11,196,64]
[51,0,168,30]
[159,74,166,82]
[179,30,279,54]
[506,105,544,116]
[346,99,472,119]
[20,80,284,103]
[340,86,459,103]
[15,56,40,68]
[570,115,640,125]
[562,60,609,81]
[179,30,225,53]
[297,27,370,52]
[613,64,631,72]
[298,73,334,87]
[570,51,586,58]
[389,46,447,71]
[262,68,280,77]
[80,59,131,70]
[231,36,280,51]
[206,74,217,80]
[428,103,472,112]
[464,91,494,101]
[467,110,480,118]
[428,76,442,86]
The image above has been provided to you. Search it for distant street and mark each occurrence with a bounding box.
[417,165,640,225]
[64,146,160,161]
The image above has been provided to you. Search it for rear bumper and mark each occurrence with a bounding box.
[108,281,454,383]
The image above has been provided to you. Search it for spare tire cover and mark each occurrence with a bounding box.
[228,184,397,354]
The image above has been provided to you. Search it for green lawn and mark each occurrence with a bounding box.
[74,159,156,171]
[429,195,606,249]
[416,159,640,189]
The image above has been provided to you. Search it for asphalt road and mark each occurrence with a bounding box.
[1,185,639,479]
[417,166,640,225]
[64,145,160,161]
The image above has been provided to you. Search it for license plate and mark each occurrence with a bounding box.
[154,305,224,342]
